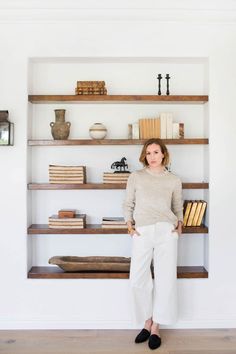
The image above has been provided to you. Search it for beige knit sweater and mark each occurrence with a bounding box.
[123,168,183,227]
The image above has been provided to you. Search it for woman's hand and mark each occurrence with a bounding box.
[127,221,140,237]
[172,221,183,236]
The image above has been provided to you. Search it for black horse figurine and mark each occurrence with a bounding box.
[111,157,129,173]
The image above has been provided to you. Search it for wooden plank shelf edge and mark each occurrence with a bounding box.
[28,95,209,104]
[28,266,208,279]
[28,138,209,146]
[28,182,209,190]
[28,224,208,234]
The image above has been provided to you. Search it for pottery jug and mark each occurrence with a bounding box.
[89,122,107,139]
[50,109,71,140]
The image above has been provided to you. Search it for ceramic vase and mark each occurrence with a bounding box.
[89,123,107,139]
[50,109,71,140]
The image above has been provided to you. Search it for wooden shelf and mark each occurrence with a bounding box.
[28,95,208,104]
[28,182,209,190]
[28,224,208,234]
[28,138,209,146]
[28,266,208,279]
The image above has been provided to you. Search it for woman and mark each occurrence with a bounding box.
[123,138,183,350]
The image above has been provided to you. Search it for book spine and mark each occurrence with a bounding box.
[160,113,167,139]
[179,123,184,139]
[187,201,198,226]
[183,201,192,226]
[166,112,173,139]
[196,201,207,226]
[192,201,203,226]
[132,122,139,139]
[172,122,180,139]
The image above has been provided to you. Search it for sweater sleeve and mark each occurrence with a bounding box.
[172,177,183,222]
[123,172,136,223]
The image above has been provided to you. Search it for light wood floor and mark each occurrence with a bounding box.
[1,329,236,354]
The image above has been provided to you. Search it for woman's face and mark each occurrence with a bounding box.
[145,143,164,168]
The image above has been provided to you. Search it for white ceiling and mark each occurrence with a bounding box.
[1,0,236,23]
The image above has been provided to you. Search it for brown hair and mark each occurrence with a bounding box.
[139,138,169,167]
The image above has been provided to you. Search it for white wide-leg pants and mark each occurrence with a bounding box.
[129,222,179,325]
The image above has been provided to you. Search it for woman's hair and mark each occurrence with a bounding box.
[139,138,169,167]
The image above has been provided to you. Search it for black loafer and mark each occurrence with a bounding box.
[135,328,151,343]
[148,334,162,350]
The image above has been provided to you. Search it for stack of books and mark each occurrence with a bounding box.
[139,118,161,139]
[183,200,207,227]
[102,217,127,229]
[49,165,86,184]
[75,81,107,95]
[48,214,86,229]
[103,172,130,184]
[137,113,184,139]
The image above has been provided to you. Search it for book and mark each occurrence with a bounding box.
[49,180,85,184]
[172,122,180,139]
[103,176,129,183]
[160,113,167,138]
[58,209,76,218]
[179,123,184,139]
[132,122,139,139]
[102,225,127,229]
[49,214,86,221]
[186,200,198,226]
[183,200,192,226]
[48,214,86,228]
[166,113,173,139]
[77,81,106,87]
[138,118,161,139]
[49,165,86,183]
[49,176,85,180]
[139,119,144,139]
[154,118,161,138]
[48,225,85,229]
[196,201,207,226]
[128,124,132,139]
[102,217,126,225]
[49,165,85,171]
[103,172,130,177]
[75,89,107,95]
[192,201,203,226]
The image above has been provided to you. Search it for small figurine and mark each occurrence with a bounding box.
[157,74,162,95]
[111,157,130,173]
[165,74,170,95]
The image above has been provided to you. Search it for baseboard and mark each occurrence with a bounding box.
[1,318,236,330]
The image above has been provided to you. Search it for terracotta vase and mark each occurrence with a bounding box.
[50,109,71,140]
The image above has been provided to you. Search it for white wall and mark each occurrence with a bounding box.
[1,1,236,329]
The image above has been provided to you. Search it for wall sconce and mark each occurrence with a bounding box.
[0,111,14,146]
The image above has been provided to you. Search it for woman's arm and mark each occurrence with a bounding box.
[123,173,139,235]
[123,172,136,224]
[172,178,184,235]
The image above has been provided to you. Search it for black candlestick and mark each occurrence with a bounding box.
[165,74,170,95]
[157,74,162,95]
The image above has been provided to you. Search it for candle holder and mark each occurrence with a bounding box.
[157,74,162,95]
[165,74,170,95]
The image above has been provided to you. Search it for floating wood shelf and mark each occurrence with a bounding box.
[28,95,208,104]
[28,182,209,190]
[28,138,209,146]
[28,224,208,235]
[28,266,208,279]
